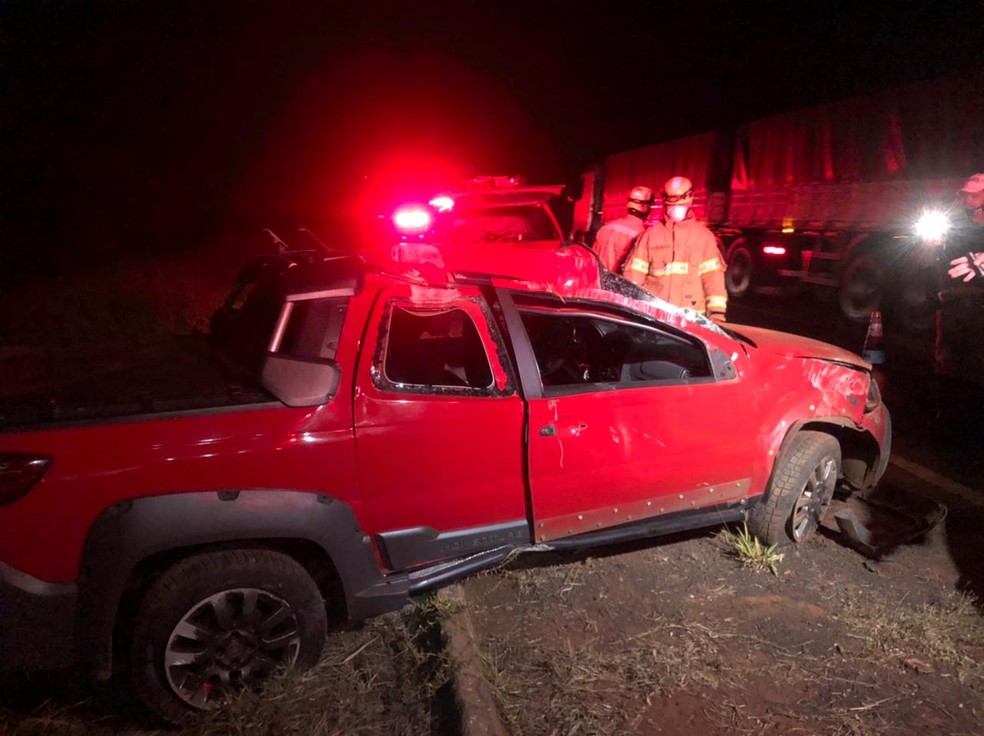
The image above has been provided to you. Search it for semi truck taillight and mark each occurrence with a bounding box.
[0,453,52,505]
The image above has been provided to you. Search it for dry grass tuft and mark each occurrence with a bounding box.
[0,699,122,736]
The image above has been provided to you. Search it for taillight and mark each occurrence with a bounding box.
[0,453,52,505]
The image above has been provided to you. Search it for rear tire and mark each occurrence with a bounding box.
[839,254,884,323]
[891,263,937,333]
[725,241,754,298]
[131,549,327,724]
[748,431,841,546]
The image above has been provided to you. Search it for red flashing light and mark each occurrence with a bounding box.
[393,205,433,234]
[763,245,787,256]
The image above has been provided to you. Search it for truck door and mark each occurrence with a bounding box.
[353,287,529,571]
[504,292,756,544]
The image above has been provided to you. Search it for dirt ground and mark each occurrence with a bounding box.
[459,475,984,736]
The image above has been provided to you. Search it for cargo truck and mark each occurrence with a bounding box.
[574,72,984,327]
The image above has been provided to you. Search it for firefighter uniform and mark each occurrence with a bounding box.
[595,214,647,272]
[625,215,728,319]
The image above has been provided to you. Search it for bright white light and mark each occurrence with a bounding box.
[393,205,432,233]
[914,210,950,243]
[429,195,455,212]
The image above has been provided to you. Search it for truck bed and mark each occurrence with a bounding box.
[0,336,276,431]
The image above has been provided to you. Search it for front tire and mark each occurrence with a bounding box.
[748,431,842,546]
[131,549,327,724]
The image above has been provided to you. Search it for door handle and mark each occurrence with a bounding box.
[538,424,556,437]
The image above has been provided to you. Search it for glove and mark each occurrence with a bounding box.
[709,311,727,323]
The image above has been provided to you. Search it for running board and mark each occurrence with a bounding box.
[543,500,749,552]
[407,546,518,594]
[404,500,752,594]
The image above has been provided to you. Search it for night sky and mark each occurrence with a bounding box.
[3,1,983,274]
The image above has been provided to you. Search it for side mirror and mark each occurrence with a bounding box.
[261,354,339,407]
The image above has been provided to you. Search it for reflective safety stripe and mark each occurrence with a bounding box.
[706,295,728,310]
[665,261,689,275]
[649,269,666,277]
[629,258,650,274]
[610,223,641,237]
[699,258,722,275]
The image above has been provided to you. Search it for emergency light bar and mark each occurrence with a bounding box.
[468,175,526,189]
[392,204,433,235]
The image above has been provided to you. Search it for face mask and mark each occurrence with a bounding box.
[666,205,689,222]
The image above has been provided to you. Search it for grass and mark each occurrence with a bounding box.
[720,523,784,576]
[0,234,265,349]
[0,602,451,736]
[836,590,984,684]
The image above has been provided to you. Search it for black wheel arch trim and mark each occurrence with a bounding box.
[78,489,405,679]
[772,417,887,492]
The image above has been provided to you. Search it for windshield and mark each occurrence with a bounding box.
[449,204,559,244]
[596,266,730,337]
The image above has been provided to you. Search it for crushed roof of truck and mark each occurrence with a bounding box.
[450,188,565,208]
[261,240,726,337]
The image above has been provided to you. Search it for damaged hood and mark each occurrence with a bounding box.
[725,324,870,370]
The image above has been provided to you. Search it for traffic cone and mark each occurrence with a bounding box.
[862,310,885,365]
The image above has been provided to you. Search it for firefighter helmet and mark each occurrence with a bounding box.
[627,185,655,215]
[661,176,694,206]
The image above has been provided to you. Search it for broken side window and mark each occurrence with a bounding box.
[384,306,494,391]
[518,307,712,391]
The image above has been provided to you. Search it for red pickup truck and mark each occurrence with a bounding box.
[0,198,890,721]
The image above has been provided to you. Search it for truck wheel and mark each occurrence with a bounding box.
[839,254,883,323]
[748,431,841,546]
[892,263,936,333]
[725,241,753,298]
[131,549,327,724]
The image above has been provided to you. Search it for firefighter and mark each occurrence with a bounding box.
[947,173,984,282]
[624,176,728,320]
[931,173,984,430]
[594,185,654,272]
